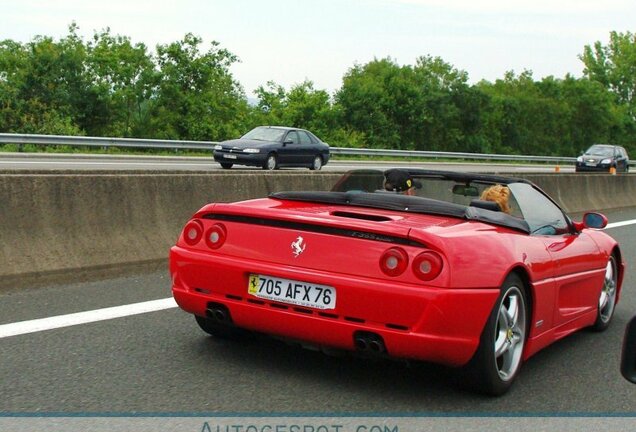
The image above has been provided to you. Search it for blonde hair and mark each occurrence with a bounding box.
[480,184,511,214]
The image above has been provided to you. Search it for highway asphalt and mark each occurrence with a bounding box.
[1,207,635,414]
[0,153,573,173]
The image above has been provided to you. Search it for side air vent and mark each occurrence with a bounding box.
[331,211,392,222]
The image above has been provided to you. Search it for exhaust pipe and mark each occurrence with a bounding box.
[354,335,369,351]
[353,331,386,355]
[206,303,232,324]
[369,340,383,353]
[211,308,228,322]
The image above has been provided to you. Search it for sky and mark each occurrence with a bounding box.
[2,0,635,98]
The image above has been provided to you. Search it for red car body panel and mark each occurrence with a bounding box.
[170,195,624,367]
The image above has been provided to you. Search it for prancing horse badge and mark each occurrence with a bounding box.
[291,236,306,258]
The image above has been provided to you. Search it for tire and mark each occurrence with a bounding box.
[220,163,233,169]
[194,315,247,340]
[464,273,528,396]
[591,255,618,332]
[263,153,278,170]
[310,155,323,171]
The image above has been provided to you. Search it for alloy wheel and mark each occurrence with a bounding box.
[493,285,526,381]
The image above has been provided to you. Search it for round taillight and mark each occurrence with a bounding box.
[412,251,443,281]
[380,247,409,277]
[183,220,203,246]
[205,223,227,249]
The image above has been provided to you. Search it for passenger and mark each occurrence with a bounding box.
[384,169,422,196]
[480,184,512,214]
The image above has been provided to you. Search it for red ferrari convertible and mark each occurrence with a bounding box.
[170,169,624,395]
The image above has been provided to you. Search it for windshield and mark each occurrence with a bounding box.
[241,127,286,142]
[585,145,614,157]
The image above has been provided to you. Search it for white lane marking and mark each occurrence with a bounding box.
[606,219,636,229]
[0,218,634,340]
[0,298,177,339]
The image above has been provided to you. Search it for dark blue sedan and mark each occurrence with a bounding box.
[575,144,630,173]
[213,126,330,170]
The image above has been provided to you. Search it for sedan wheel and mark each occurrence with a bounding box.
[464,273,527,396]
[220,163,233,169]
[263,153,278,170]
[592,255,618,331]
[310,155,323,171]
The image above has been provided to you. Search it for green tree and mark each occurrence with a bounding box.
[151,33,248,140]
[477,71,624,156]
[0,39,29,132]
[336,56,477,151]
[480,71,577,156]
[250,81,287,126]
[558,75,621,153]
[247,80,338,143]
[0,24,87,135]
[284,81,336,138]
[412,55,476,152]
[580,31,636,117]
[336,58,416,149]
[86,28,157,137]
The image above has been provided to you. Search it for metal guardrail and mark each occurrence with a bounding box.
[0,132,588,164]
[0,133,218,151]
[328,147,576,163]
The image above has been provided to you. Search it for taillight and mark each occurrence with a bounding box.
[205,223,227,249]
[183,220,203,246]
[412,251,443,281]
[380,247,409,277]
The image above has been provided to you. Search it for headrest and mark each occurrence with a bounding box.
[470,199,501,212]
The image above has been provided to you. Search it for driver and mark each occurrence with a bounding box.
[384,169,422,196]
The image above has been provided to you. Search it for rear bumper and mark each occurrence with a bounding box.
[170,246,499,366]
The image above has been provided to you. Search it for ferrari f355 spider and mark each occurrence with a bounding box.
[170,169,624,395]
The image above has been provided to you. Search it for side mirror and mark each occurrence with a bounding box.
[582,212,608,229]
[283,140,293,146]
[622,316,636,384]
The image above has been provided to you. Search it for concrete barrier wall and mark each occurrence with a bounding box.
[531,174,636,213]
[0,171,633,289]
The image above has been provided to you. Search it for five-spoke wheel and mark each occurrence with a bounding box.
[592,255,618,331]
[465,273,528,396]
[493,285,527,382]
